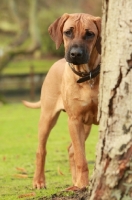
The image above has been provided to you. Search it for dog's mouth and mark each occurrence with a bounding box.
[66,59,88,65]
[68,63,90,75]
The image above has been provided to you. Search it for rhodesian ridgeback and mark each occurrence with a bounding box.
[23,13,101,190]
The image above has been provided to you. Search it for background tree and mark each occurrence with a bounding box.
[87,0,132,199]
[0,0,101,73]
[9,0,29,47]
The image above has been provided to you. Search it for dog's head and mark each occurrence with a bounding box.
[48,13,101,65]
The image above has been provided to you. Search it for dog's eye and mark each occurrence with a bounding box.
[84,31,95,39]
[64,29,73,37]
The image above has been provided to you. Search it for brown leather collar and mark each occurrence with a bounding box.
[69,63,100,83]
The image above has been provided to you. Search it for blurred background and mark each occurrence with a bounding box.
[0,0,101,104]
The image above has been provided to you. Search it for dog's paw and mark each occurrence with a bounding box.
[65,185,87,191]
[33,180,46,189]
[65,186,80,191]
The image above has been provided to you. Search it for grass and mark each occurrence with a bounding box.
[2,58,58,75]
[0,103,98,200]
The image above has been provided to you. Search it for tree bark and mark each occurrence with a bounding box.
[88,0,132,199]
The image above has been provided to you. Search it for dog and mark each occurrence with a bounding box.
[23,13,101,190]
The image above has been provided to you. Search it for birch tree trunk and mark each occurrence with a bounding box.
[88,0,132,199]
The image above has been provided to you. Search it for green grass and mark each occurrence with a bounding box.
[2,58,58,75]
[0,103,98,200]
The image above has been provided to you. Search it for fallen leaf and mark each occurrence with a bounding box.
[14,174,28,178]
[16,155,20,159]
[3,156,6,161]
[57,166,64,176]
[18,192,36,198]
[16,167,27,173]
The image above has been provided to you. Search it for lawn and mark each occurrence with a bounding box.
[0,103,98,200]
[2,58,58,75]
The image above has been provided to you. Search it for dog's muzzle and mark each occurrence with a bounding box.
[65,45,89,65]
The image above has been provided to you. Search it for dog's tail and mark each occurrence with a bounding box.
[22,100,41,109]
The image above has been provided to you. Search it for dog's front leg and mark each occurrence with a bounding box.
[33,114,50,189]
[68,143,76,185]
[68,117,89,188]
[33,111,60,189]
[68,125,91,187]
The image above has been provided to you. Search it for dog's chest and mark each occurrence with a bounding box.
[61,75,99,125]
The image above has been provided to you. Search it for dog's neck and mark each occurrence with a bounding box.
[69,62,100,84]
[88,47,101,71]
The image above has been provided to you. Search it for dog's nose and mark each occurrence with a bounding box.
[70,47,83,59]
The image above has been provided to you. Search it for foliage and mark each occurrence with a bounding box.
[0,103,98,199]
[0,0,101,77]
[0,0,101,56]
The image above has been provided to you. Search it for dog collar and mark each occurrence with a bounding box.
[68,63,100,83]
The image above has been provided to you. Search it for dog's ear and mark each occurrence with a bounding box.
[94,17,101,54]
[48,13,69,49]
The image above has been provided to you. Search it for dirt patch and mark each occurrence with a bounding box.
[39,188,89,200]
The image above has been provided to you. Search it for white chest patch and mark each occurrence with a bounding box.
[81,101,88,107]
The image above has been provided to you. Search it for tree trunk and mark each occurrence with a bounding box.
[88,0,132,199]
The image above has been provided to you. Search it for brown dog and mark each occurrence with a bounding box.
[23,13,101,190]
